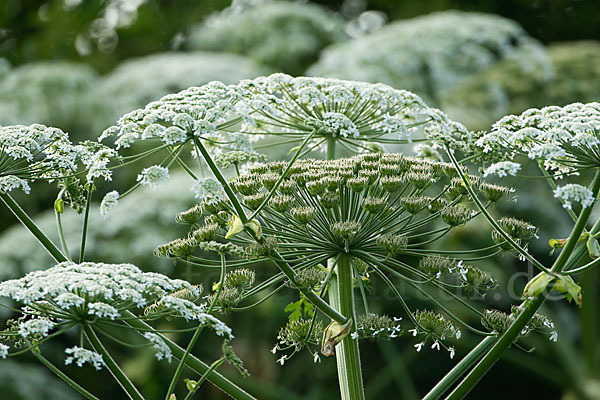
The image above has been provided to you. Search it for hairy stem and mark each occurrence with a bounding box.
[328,255,365,400]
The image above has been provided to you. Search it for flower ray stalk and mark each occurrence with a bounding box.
[83,324,144,400]
[164,252,228,400]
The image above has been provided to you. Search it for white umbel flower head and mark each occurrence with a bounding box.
[64,347,105,370]
[553,184,595,210]
[137,166,170,188]
[191,177,224,200]
[482,161,521,178]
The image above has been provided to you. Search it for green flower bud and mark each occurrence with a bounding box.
[440,206,473,226]
[231,176,261,195]
[380,176,404,192]
[224,268,255,291]
[243,193,268,210]
[307,179,327,195]
[269,194,294,212]
[261,173,279,190]
[291,206,316,224]
[406,172,434,189]
[427,197,449,213]
[294,266,327,289]
[357,313,403,341]
[497,217,538,240]
[176,204,203,225]
[362,197,387,213]
[347,177,369,192]
[400,196,430,214]
[332,221,361,241]
[278,179,296,194]
[419,256,455,277]
[192,223,220,242]
[481,309,513,334]
[376,233,407,255]
[246,236,278,257]
[279,318,323,350]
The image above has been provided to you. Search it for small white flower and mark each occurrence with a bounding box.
[271,345,277,354]
[277,355,287,366]
[0,343,9,358]
[409,328,418,337]
[448,347,455,359]
[136,165,170,188]
[65,347,105,370]
[351,332,359,340]
[414,342,424,352]
[553,184,595,210]
[431,341,440,350]
[313,352,321,363]
[549,331,558,342]
[88,302,121,320]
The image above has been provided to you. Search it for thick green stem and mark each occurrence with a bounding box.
[79,187,93,262]
[327,136,336,160]
[0,192,67,263]
[328,255,365,400]
[447,169,600,399]
[422,336,496,400]
[34,350,100,400]
[123,312,256,400]
[83,324,144,400]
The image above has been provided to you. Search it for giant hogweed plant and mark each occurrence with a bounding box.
[0,72,590,399]
[97,73,556,398]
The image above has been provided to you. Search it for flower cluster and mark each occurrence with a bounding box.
[235,73,472,153]
[64,347,105,370]
[0,124,116,204]
[308,10,551,106]
[187,0,346,75]
[478,102,600,172]
[355,314,402,341]
[410,310,460,358]
[482,308,557,342]
[0,261,232,359]
[161,153,511,358]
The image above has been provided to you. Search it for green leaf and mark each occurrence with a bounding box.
[225,215,244,239]
[522,272,555,298]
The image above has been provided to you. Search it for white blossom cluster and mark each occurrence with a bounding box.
[187,0,346,75]
[64,347,105,370]
[137,165,170,188]
[143,332,172,362]
[235,73,473,153]
[308,10,551,105]
[0,61,98,133]
[99,81,242,151]
[88,52,268,133]
[553,184,595,210]
[477,102,600,174]
[0,262,201,323]
[0,124,116,195]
